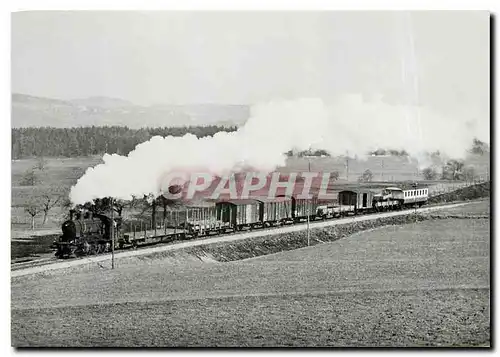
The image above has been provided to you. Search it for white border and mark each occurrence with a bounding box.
[5,0,500,11]
[2,1,497,355]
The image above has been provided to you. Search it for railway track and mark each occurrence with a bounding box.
[11,201,475,277]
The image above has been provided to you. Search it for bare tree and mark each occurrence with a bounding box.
[330,171,340,181]
[20,168,38,186]
[463,166,476,184]
[39,187,66,225]
[358,169,373,183]
[143,194,158,229]
[24,198,41,230]
[442,160,465,180]
[422,167,438,180]
[36,157,47,171]
[82,197,125,216]
[470,138,489,156]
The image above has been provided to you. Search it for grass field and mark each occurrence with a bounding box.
[11,156,103,230]
[12,289,489,347]
[11,211,490,347]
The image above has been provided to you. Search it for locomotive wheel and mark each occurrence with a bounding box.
[88,243,97,255]
[97,243,105,254]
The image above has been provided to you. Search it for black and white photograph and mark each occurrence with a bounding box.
[9,10,491,348]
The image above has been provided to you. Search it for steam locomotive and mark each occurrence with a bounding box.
[55,210,115,258]
[54,185,429,259]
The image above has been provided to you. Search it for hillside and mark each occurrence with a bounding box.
[12,93,250,128]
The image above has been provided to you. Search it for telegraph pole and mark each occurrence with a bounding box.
[345,157,349,181]
[307,158,311,246]
[110,197,115,269]
[412,182,418,224]
[307,209,310,246]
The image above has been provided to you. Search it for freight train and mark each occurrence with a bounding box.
[54,185,429,258]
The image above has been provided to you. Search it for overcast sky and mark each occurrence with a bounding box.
[12,11,489,122]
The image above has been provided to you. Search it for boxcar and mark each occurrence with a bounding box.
[291,196,320,221]
[184,202,228,236]
[216,199,262,230]
[257,197,293,225]
[337,190,374,214]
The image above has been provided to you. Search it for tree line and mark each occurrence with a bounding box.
[13,126,489,160]
[12,125,238,159]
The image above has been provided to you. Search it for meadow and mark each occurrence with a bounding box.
[11,214,490,347]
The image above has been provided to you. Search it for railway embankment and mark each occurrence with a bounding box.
[137,213,435,264]
[428,181,490,204]
[88,209,485,270]
[12,181,490,278]
[118,181,491,265]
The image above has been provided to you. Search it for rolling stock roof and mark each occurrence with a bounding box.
[254,196,293,203]
[217,199,261,205]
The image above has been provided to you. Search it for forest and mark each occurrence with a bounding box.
[14,126,488,160]
[11,125,238,159]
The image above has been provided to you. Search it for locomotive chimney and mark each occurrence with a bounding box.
[69,209,75,220]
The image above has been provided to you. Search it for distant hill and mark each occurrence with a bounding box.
[69,96,135,109]
[11,93,250,128]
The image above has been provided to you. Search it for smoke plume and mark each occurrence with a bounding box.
[70,95,489,205]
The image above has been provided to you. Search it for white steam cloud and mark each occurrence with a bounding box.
[70,95,489,205]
